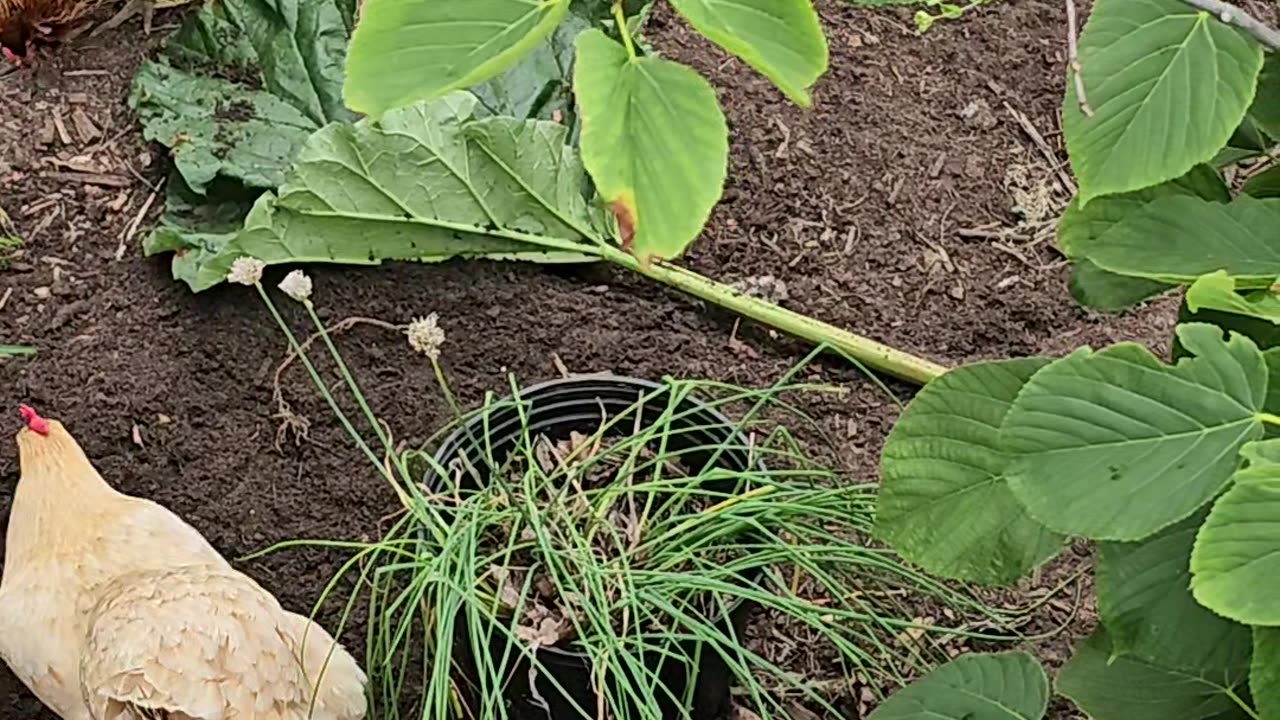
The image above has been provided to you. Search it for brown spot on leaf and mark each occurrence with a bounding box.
[608,197,635,253]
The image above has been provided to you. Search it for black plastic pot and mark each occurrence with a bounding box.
[422,376,764,720]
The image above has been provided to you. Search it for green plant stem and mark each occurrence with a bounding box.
[597,245,948,385]
[430,356,463,419]
[1223,685,1260,720]
[612,1,637,60]
[1259,412,1280,427]
[302,299,400,470]
[254,285,392,482]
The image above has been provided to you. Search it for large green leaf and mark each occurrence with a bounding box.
[129,0,352,194]
[665,0,826,105]
[1058,628,1255,720]
[1248,52,1280,141]
[1003,323,1268,541]
[1191,439,1280,626]
[1058,165,1227,311]
[876,358,1065,585]
[131,63,320,194]
[1242,165,1280,199]
[1266,349,1280,414]
[470,7,590,124]
[146,93,602,291]
[165,0,353,125]
[1073,195,1280,287]
[1176,295,1280,363]
[866,651,1048,720]
[1063,0,1263,205]
[574,29,728,262]
[344,0,570,117]
[1096,510,1252,673]
[1186,272,1280,325]
[1253,627,1280,720]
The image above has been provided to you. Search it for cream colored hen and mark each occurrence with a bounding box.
[0,406,367,720]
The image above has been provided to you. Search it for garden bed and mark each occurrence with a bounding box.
[0,1,1173,717]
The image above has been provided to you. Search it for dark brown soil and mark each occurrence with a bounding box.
[0,2,1174,718]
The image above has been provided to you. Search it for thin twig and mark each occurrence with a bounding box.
[1003,103,1078,195]
[1177,0,1280,50]
[1065,0,1093,117]
[115,187,160,261]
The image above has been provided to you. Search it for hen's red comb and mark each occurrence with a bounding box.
[19,405,49,436]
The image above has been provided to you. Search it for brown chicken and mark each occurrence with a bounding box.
[0,406,369,720]
[0,0,167,64]
[0,0,94,62]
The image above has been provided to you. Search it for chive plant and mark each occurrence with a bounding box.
[232,262,1037,720]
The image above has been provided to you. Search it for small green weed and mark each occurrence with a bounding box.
[912,0,999,32]
[848,0,1000,32]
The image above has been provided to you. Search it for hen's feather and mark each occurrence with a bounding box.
[80,566,366,720]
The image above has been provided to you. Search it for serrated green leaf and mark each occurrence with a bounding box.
[1191,439,1280,625]
[1187,271,1280,324]
[1253,627,1280,720]
[1003,323,1268,541]
[877,358,1065,585]
[344,0,570,117]
[1075,195,1280,286]
[1242,165,1280,199]
[1057,165,1227,311]
[866,651,1048,720]
[665,0,826,105]
[574,29,728,262]
[1058,628,1254,720]
[1097,510,1252,673]
[147,93,601,291]
[1058,165,1230,257]
[1067,260,1173,311]
[1063,0,1263,204]
[1176,294,1280,363]
[1249,52,1280,140]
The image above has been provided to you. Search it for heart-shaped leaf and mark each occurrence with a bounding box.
[665,0,826,105]
[1253,627,1280,720]
[1186,272,1280,325]
[1191,439,1280,625]
[1064,0,1263,204]
[574,29,728,262]
[1058,628,1254,720]
[866,651,1048,720]
[1058,165,1226,311]
[1072,195,1280,288]
[877,358,1065,585]
[1004,323,1269,541]
[1096,511,1251,673]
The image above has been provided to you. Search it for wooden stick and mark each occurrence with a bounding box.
[1177,0,1280,50]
